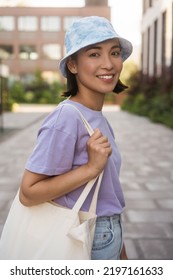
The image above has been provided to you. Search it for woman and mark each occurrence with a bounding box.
[19,16,132,260]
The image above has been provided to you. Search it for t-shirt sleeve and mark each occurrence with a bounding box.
[25,106,78,176]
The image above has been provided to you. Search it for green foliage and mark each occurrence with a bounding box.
[2,90,13,111]
[121,70,173,129]
[6,70,65,108]
[1,77,14,111]
[104,92,116,104]
[8,80,26,103]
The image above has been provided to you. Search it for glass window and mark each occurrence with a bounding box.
[42,44,61,60]
[19,45,38,60]
[0,16,14,31]
[64,16,81,31]
[0,45,13,58]
[41,16,61,31]
[20,73,35,84]
[18,16,38,31]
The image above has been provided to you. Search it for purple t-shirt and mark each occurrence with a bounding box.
[25,100,125,216]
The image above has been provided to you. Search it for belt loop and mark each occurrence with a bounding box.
[110,215,113,231]
[119,215,123,253]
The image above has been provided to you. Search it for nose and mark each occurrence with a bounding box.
[101,54,114,70]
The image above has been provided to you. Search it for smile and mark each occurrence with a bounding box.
[97,75,114,80]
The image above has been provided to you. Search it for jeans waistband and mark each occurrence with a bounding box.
[96,214,121,224]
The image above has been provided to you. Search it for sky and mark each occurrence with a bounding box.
[109,0,142,46]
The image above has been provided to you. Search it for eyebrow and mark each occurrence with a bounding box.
[85,44,121,52]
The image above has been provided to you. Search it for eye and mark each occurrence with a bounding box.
[89,52,100,57]
[112,50,121,57]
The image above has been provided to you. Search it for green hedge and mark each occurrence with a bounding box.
[121,71,173,129]
[5,70,66,109]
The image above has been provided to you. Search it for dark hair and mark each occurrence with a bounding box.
[62,65,128,97]
[62,66,78,97]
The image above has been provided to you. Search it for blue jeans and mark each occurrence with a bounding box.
[91,214,122,260]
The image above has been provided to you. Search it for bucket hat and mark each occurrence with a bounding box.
[59,16,133,77]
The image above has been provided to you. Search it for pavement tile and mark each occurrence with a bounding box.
[125,199,157,209]
[137,239,173,260]
[124,190,173,199]
[156,199,173,209]
[126,210,173,223]
[145,181,173,191]
[124,223,173,238]
[124,239,139,260]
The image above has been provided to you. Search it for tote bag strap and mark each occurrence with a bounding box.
[62,103,94,137]
[88,170,103,213]
[61,103,104,214]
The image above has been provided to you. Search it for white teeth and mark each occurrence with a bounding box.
[98,75,113,79]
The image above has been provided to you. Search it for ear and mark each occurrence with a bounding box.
[66,58,77,74]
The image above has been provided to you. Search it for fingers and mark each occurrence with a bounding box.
[86,128,112,175]
[91,128,104,140]
[89,128,109,145]
[87,128,112,156]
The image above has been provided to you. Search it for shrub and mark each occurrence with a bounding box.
[121,70,173,129]
[6,70,65,108]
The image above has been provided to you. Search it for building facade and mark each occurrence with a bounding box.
[141,0,173,77]
[0,1,110,82]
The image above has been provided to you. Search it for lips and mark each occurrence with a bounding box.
[97,74,114,82]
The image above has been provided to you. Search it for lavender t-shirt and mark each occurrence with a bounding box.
[25,100,125,216]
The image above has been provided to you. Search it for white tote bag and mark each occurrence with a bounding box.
[0,104,103,260]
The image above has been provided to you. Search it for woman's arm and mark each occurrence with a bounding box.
[19,164,96,206]
[19,128,112,206]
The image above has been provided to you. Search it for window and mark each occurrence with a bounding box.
[162,11,166,71]
[149,0,153,7]
[0,45,13,59]
[154,19,157,75]
[147,27,150,75]
[41,16,61,31]
[20,73,35,84]
[143,0,153,13]
[172,1,173,66]
[0,16,14,31]
[18,16,38,31]
[42,44,61,60]
[19,45,38,60]
[63,16,81,31]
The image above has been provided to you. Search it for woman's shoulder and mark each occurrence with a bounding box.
[38,100,85,135]
[57,100,84,118]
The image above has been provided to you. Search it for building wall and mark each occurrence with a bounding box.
[0,6,110,81]
[85,0,108,5]
[141,0,173,77]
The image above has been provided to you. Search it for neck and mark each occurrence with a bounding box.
[70,92,105,111]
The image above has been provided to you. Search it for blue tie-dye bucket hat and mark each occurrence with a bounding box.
[59,16,133,77]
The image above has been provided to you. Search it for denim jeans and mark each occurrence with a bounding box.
[91,214,122,260]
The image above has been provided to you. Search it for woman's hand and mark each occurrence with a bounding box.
[86,128,112,177]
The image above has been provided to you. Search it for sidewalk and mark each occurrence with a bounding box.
[0,104,173,260]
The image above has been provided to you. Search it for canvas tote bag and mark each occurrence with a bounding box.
[0,104,103,260]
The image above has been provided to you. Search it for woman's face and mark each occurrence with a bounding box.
[68,39,123,97]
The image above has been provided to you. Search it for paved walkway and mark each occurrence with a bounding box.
[0,104,173,260]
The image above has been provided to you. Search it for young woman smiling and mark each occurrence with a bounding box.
[19,16,133,260]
